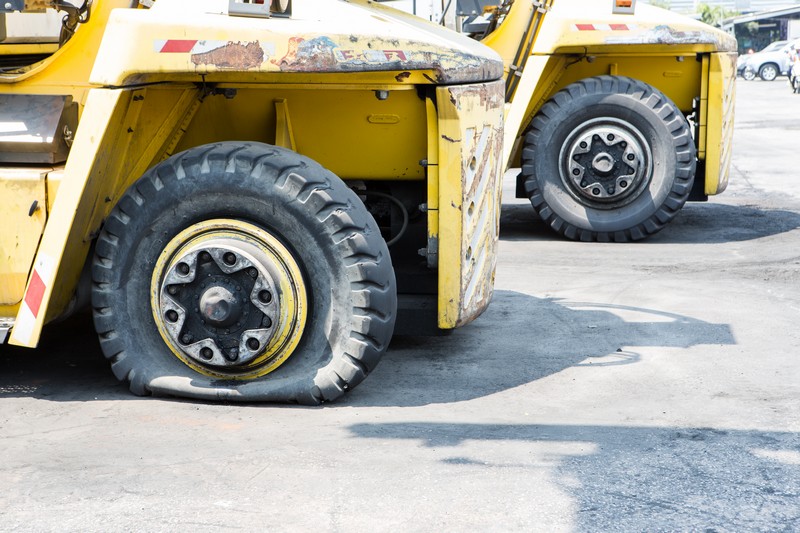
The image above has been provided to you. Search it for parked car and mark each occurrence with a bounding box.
[742,38,800,81]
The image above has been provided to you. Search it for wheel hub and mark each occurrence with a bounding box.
[151,220,307,378]
[199,286,242,327]
[560,118,652,208]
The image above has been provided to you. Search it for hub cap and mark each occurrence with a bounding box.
[560,118,653,209]
[151,220,307,379]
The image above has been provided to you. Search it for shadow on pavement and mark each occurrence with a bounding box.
[346,290,734,407]
[500,201,800,244]
[0,313,129,401]
[0,291,734,404]
[346,421,800,531]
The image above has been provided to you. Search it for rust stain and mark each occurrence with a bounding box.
[191,41,264,70]
[442,135,460,143]
[395,71,411,82]
[271,36,338,71]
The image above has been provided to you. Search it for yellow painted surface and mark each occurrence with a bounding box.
[704,52,737,195]
[174,86,427,181]
[0,167,48,305]
[436,79,504,329]
[8,86,203,346]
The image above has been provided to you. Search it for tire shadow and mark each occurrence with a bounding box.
[345,290,734,407]
[0,313,129,401]
[0,290,734,405]
[500,200,800,244]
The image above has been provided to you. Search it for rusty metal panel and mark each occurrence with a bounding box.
[436,79,504,329]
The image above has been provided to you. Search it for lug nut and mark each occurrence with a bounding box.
[181,334,193,344]
[607,134,615,141]
[572,168,580,176]
[620,181,628,188]
[199,251,211,262]
[258,290,272,304]
[225,348,238,362]
[223,252,237,266]
[626,153,635,161]
[165,310,179,322]
[248,267,258,278]
[580,141,588,149]
[177,262,190,275]
[247,338,260,351]
[167,286,178,295]
[262,316,272,328]
[592,188,601,196]
[200,347,213,360]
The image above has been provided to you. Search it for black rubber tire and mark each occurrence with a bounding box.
[521,76,696,242]
[91,142,396,404]
[742,69,756,81]
[758,63,778,82]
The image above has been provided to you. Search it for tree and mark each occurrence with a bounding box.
[696,2,737,28]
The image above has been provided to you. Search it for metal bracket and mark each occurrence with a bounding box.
[1,0,23,12]
[228,0,270,18]
[531,0,551,13]
[0,319,13,343]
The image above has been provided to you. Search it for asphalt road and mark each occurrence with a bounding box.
[2,79,799,532]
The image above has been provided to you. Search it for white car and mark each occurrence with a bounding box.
[742,38,800,81]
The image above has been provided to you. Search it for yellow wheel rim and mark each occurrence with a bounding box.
[150,219,307,379]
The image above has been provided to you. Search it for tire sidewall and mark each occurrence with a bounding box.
[95,143,393,401]
[531,93,680,233]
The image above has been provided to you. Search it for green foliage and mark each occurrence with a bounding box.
[696,2,737,27]
[647,0,671,9]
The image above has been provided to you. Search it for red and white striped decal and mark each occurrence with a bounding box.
[13,254,55,345]
[573,23,637,31]
[154,39,199,53]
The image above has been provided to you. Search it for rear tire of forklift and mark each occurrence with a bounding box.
[91,142,397,404]
[521,76,696,242]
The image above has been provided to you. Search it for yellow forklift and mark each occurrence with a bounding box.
[0,0,505,402]
[447,0,737,241]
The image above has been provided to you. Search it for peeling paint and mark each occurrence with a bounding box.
[267,35,502,82]
[605,25,737,52]
[191,41,265,70]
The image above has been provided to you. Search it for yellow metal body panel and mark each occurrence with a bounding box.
[704,52,736,195]
[436,79,504,328]
[173,86,427,181]
[9,86,202,346]
[0,167,47,307]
